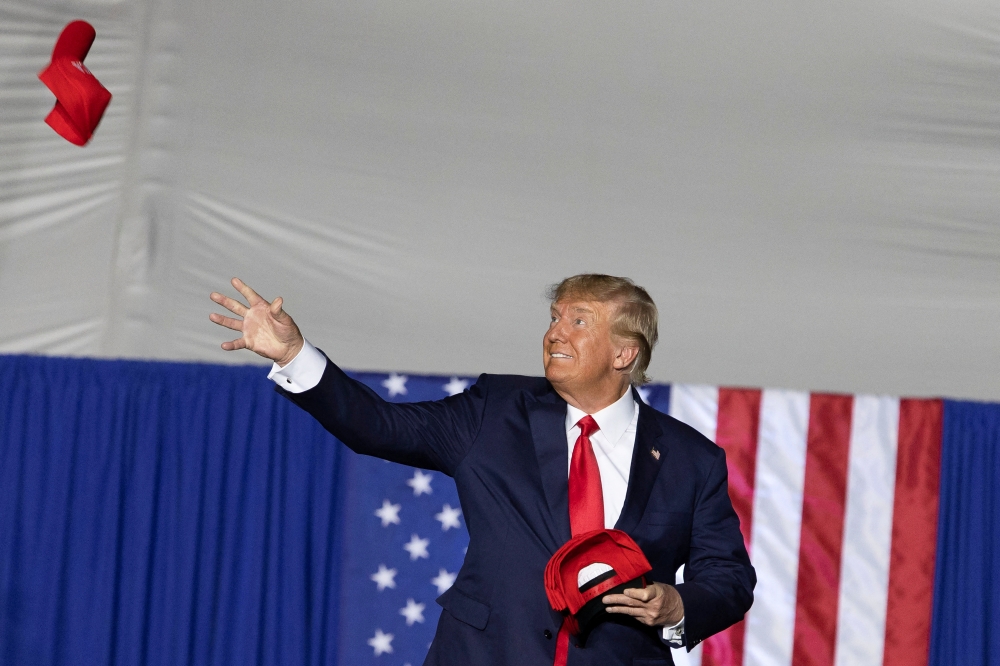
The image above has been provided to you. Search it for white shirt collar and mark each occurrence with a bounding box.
[565,386,638,447]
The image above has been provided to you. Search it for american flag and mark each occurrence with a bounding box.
[666,386,940,666]
[337,375,941,666]
[337,373,474,666]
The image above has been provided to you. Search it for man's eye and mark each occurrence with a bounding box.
[574,319,585,325]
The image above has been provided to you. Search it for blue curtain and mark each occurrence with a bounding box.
[0,355,346,666]
[931,400,1000,666]
[3,354,999,665]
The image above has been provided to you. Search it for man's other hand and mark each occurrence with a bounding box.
[602,581,684,627]
[209,277,304,366]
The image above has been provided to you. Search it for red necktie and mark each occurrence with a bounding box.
[569,415,604,536]
[555,415,604,666]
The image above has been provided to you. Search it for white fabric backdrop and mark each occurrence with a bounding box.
[3,0,1000,400]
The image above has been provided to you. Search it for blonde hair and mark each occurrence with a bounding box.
[546,274,659,386]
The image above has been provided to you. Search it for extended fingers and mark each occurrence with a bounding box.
[211,291,248,317]
[220,337,247,351]
[624,585,659,602]
[231,277,265,306]
[602,593,645,608]
[603,584,666,625]
[604,601,658,627]
[604,586,657,606]
[209,312,244,332]
[604,604,646,618]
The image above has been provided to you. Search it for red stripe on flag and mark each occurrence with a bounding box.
[717,388,763,551]
[791,394,853,666]
[882,399,942,666]
[701,388,761,666]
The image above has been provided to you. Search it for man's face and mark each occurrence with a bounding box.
[543,299,619,391]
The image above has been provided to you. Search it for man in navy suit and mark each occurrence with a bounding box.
[210,274,754,665]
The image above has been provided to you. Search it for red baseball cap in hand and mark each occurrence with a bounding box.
[544,529,653,644]
[38,20,112,146]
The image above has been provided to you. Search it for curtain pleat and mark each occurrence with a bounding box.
[930,400,1000,666]
[0,354,346,666]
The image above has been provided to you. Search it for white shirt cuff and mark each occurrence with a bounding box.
[661,616,685,647]
[267,339,327,393]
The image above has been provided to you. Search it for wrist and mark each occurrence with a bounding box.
[276,339,304,367]
[659,583,684,625]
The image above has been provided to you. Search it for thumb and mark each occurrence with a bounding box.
[270,296,284,317]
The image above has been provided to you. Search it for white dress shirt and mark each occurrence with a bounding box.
[268,339,685,645]
[565,387,638,530]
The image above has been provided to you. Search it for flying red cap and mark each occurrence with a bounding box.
[38,21,113,146]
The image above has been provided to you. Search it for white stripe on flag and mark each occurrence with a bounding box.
[833,396,899,666]
[668,384,719,443]
[668,384,717,666]
[743,389,810,666]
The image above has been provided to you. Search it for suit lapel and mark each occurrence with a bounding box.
[528,389,573,548]
[614,388,666,534]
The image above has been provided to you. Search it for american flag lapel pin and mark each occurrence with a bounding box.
[651,448,660,460]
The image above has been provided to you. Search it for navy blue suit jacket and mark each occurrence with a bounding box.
[280,357,755,666]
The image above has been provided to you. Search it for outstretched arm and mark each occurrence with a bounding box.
[209,277,304,366]
[209,277,485,475]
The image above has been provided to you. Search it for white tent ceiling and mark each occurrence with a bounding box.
[2,0,999,400]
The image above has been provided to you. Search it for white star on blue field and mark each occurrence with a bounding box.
[339,371,473,665]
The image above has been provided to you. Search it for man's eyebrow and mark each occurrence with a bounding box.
[550,304,595,315]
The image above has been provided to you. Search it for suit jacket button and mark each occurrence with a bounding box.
[544,630,552,639]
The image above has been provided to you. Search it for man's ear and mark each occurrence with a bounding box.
[613,344,640,371]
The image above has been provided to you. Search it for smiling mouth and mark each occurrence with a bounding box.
[549,353,573,359]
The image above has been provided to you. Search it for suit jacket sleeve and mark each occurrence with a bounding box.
[674,447,756,647]
[276,352,488,476]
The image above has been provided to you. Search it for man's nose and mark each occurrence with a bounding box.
[547,321,567,341]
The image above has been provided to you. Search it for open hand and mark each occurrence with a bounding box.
[602,581,684,627]
[209,277,304,366]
